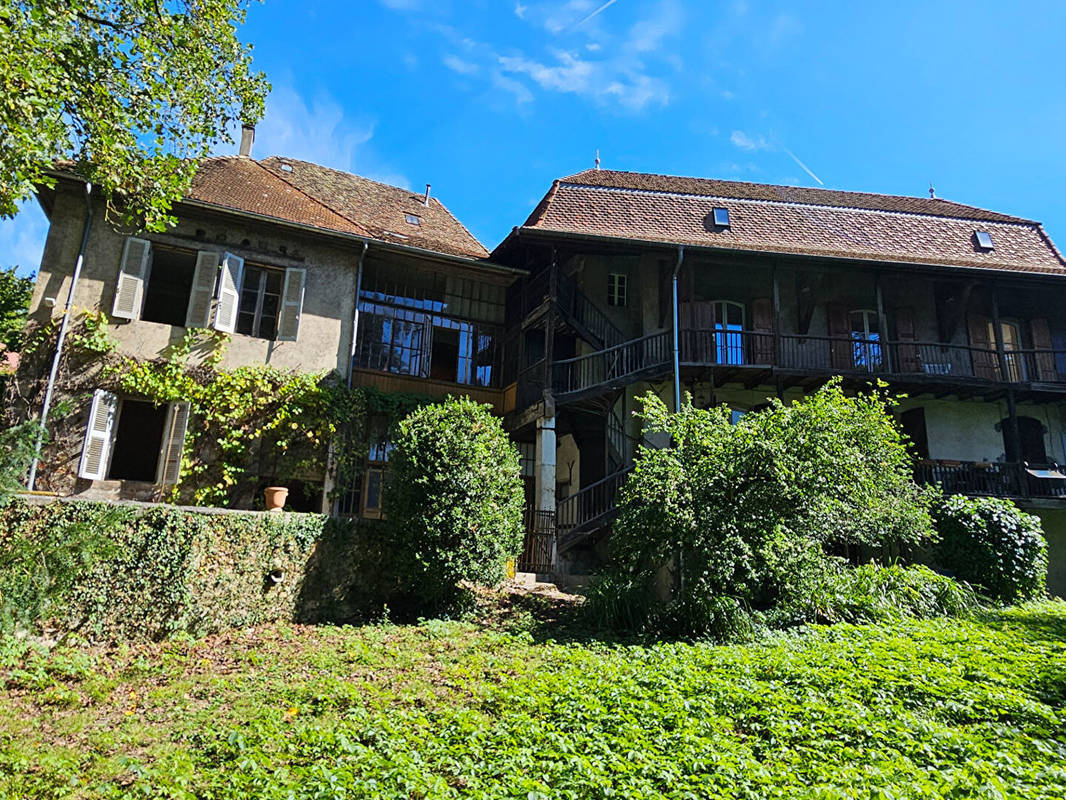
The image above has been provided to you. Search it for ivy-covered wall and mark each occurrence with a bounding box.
[0,498,390,640]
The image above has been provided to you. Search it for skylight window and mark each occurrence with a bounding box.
[975,230,995,251]
[405,213,422,226]
[712,207,731,229]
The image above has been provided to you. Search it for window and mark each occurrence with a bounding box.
[78,390,189,485]
[236,265,283,339]
[362,415,392,518]
[607,273,627,307]
[110,237,307,340]
[712,207,731,229]
[712,300,745,365]
[850,309,883,370]
[141,247,199,326]
[404,213,422,226]
[990,319,1026,382]
[353,264,502,386]
[975,230,995,251]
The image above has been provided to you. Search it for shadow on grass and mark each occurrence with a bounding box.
[977,601,1066,644]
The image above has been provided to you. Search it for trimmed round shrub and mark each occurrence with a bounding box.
[382,396,524,611]
[934,495,1048,603]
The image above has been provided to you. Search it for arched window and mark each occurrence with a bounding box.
[849,309,883,370]
[713,300,745,365]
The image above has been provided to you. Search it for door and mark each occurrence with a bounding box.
[1003,416,1047,464]
[849,309,883,371]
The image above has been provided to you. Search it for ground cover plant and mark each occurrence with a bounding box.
[0,595,1063,798]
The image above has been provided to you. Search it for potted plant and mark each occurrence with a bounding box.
[264,485,288,511]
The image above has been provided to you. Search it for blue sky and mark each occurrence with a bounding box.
[4,0,1066,275]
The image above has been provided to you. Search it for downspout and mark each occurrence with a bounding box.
[27,182,94,491]
[346,241,369,389]
[672,245,685,413]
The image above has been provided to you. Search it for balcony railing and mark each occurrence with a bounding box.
[544,328,1066,400]
[915,460,1066,499]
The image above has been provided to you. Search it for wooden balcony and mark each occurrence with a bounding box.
[539,328,1066,404]
[915,460,1066,500]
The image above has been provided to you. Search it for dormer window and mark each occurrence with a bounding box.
[975,230,994,251]
[712,207,731,229]
[405,213,422,226]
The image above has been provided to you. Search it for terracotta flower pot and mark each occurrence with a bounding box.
[264,486,288,512]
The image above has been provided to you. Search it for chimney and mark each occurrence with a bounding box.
[239,124,255,157]
[423,184,431,206]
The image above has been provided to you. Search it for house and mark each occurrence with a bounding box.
[16,152,1066,594]
[19,134,519,511]
[491,169,1066,594]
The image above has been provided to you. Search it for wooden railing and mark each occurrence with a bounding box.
[556,466,633,537]
[556,271,628,349]
[552,331,671,398]
[542,329,1066,402]
[914,460,1066,499]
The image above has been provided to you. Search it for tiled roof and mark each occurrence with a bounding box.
[520,170,1066,275]
[186,157,365,235]
[259,157,489,259]
[184,156,489,260]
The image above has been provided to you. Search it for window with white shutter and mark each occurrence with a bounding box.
[277,268,307,342]
[184,251,220,328]
[78,390,118,480]
[111,237,152,320]
[213,252,244,333]
[156,402,190,485]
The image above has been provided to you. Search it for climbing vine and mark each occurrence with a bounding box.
[7,312,433,507]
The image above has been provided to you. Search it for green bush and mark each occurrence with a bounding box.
[382,397,524,611]
[591,381,942,638]
[0,499,385,639]
[934,495,1048,602]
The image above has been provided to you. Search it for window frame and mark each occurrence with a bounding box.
[236,263,285,341]
[607,272,628,307]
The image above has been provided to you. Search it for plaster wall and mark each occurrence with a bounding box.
[32,185,359,374]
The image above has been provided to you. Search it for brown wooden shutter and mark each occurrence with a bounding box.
[827,303,851,369]
[752,297,774,365]
[894,307,919,373]
[1029,317,1056,381]
[967,313,999,380]
[681,300,716,362]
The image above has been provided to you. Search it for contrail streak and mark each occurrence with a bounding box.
[575,0,619,29]
[782,146,824,185]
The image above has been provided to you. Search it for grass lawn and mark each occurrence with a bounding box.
[1,593,1064,799]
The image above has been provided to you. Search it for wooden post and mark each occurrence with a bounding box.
[875,272,890,372]
[772,264,781,366]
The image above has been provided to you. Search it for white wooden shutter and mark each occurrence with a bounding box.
[185,251,219,328]
[78,390,118,480]
[277,268,307,342]
[155,401,190,485]
[212,252,244,333]
[111,237,151,320]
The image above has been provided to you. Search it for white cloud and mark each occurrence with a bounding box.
[443,55,480,75]
[628,0,683,53]
[498,49,667,110]
[491,71,535,104]
[378,0,423,9]
[0,201,48,276]
[730,130,772,151]
[250,84,409,188]
[767,12,802,45]
[574,0,618,29]
[514,2,528,18]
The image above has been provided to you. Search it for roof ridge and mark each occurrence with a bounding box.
[253,157,374,237]
[426,195,489,256]
[261,155,421,198]
[561,168,1034,224]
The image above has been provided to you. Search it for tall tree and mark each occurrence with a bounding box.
[0,1,268,230]
[0,266,33,351]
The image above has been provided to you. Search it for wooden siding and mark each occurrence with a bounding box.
[350,369,506,414]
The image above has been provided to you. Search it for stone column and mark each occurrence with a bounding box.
[534,415,556,514]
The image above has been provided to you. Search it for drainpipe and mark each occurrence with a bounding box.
[672,245,685,413]
[27,182,94,491]
[346,241,369,389]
